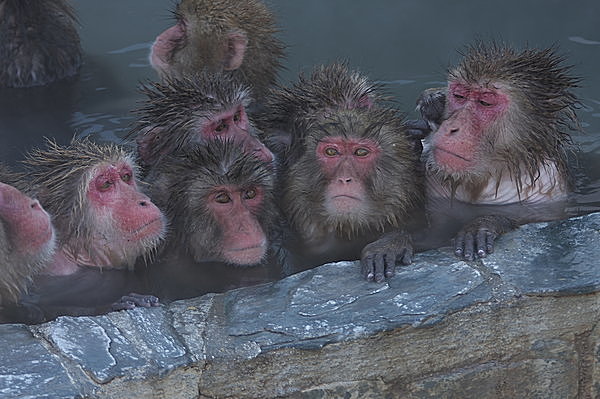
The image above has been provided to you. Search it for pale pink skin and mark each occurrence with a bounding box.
[149,23,185,74]
[316,136,381,217]
[44,163,165,276]
[207,185,267,265]
[427,81,567,205]
[0,182,54,258]
[200,105,273,163]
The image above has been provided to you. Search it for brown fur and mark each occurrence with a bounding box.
[160,0,284,101]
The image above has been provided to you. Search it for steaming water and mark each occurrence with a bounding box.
[1,0,599,302]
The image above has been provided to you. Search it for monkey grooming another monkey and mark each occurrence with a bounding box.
[0,0,82,88]
[417,43,580,260]
[149,0,285,102]
[131,73,274,171]
[24,138,167,276]
[0,164,55,307]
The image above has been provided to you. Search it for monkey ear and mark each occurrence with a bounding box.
[223,30,248,71]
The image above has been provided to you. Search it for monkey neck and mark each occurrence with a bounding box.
[428,161,568,205]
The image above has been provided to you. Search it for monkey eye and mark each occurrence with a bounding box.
[215,121,227,133]
[233,111,242,122]
[214,192,231,204]
[324,147,339,156]
[244,188,257,200]
[354,148,369,157]
[479,100,493,106]
[121,173,132,183]
[99,181,112,191]
[453,93,466,100]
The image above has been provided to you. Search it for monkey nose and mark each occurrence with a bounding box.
[338,177,353,184]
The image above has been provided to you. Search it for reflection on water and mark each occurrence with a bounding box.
[0,0,599,306]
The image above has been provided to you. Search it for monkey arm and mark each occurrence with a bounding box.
[453,215,519,261]
[360,230,414,283]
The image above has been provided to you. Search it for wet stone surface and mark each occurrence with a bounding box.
[484,213,600,295]
[0,212,598,398]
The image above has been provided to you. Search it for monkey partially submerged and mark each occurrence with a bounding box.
[417,43,581,260]
[148,139,282,268]
[262,63,424,282]
[131,73,274,171]
[24,139,167,275]
[149,0,285,102]
[0,0,82,88]
[0,164,55,307]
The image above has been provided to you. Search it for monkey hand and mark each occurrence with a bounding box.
[416,87,446,129]
[453,215,518,261]
[360,230,414,283]
[111,293,161,311]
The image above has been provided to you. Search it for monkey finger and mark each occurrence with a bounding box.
[360,256,376,281]
[119,293,160,308]
[462,231,475,261]
[476,230,488,258]
[454,234,465,257]
[486,231,497,254]
[399,245,414,266]
[404,119,431,139]
[372,253,387,283]
[111,301,137,311]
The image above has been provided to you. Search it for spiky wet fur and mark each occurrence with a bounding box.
[23,138,162,269]
[260,62,389,148]
[0,0,81,88]
[284,108,423,242]
[425,42,580,199]
[130,72,262,168]
[168,0,285,101]
[0,164,56,304]
[148,139,278,264]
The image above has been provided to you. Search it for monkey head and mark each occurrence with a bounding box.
[284,108,422,242]
[149,0,284,101]
[133,73,273,169]
[261,63,388,149]
[25,139,166,272]
[0,180,56,303]
[150,140,277,266]
[425,43,580,193]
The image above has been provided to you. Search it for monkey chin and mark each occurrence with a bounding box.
[326,195,365,215]
[221,242,267,267]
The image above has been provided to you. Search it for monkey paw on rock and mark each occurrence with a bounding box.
[360,230,414,283]
[112,293,161,311]
[453,215,518,261]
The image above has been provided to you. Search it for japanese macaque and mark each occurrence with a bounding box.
[23,139,167,276]
[0,164,55,306]
[418,43,580,260]
[149,0,285,102]
[131,73,274,171]
[262,64,424,282]
[258,62,390,154]
[0,0,82,88]
[148,139,282,268]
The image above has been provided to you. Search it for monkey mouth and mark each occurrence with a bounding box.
[128,217,164,240]
[223,242,267,266]
[434,147,471,162]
